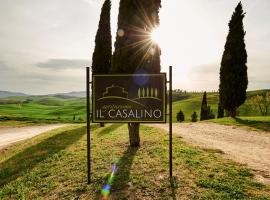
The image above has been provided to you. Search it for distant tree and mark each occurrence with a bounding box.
[207,106,215,119]
[200,92,208,121]
[248,91,270,116]
[112,0,162,147]
[176,110,185,122]
[91,0,112,127]
[219,2,248,118]
[191,112,198,122]
[217,102,224,118]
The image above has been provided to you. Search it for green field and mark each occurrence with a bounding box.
[1,125,269,199]
[0,96,87,123]
[171,90,269,123]
[0,90,269,125]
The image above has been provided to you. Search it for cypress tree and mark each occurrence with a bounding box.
[92,0,112,74]
[219,2,248,118]
[91,0,112,127]
[200,91,208,121]
[112,0,161,147]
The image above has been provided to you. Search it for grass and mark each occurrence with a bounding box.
[209,116,270,132]
[0,120,46,127]
[0,96,87,123]
[171,93,219,122]
[171,91,269,123]
[1,124,270,199]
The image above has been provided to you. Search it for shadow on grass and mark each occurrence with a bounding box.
[96,147,138,199]
[98,123,124,137]
[235,118,270,132]
[113,147,138,191]
[0,125,98,186]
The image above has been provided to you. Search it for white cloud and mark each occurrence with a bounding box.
[36,59,90,69]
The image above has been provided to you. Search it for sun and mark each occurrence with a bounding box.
[151,28,162,44]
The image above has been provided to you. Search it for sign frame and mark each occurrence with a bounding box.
[91,73,167,123]
[86,67,173,184]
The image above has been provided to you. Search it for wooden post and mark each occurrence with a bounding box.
[86,67,91,184]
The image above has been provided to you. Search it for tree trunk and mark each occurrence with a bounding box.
[100,123,105,127]
[128,123,140,147]
[230,108,237,118]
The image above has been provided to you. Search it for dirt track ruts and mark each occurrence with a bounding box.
[150,122,270,184]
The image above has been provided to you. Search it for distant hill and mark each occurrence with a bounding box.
[51,91,85,98]
[0,90,86,99]
[0,91,28,98]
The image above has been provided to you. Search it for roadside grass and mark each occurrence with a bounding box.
[1,124,270,199]
[209,116,270,132]
[0,120,44,127]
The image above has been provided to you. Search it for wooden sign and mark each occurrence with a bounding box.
[92,74,166,123]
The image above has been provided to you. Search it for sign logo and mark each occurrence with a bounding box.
[92,74,166,123]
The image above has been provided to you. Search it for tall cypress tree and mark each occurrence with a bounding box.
[91,0,112,127]
[92,0,112,74]
[200,91,208,121]
[112,0,161,147]
[219,2,248,118]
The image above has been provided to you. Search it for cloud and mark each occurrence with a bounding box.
[186,64,220,91]
[189,63,219,81]
[0,61,9,70]
[0,61,86,95]
[36,59,90,70]
[81,0,101,6]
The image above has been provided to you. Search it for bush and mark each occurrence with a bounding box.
[176,110,185,122]
[207,106,215,119]
[191,112,198,122]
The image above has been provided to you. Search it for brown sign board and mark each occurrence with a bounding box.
[92,74,166,123]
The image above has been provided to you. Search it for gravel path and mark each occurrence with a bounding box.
[0,124,67,149]
[150,122,270,184]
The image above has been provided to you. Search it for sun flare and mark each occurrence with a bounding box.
[151,28,162,44]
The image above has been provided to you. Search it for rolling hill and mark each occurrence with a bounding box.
[171,90,270,122]
[0,90,269,123]
[0,91,28,98]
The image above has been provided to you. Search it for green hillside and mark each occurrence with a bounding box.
[171,90,270,122]
[0,90,269,123]
[0,96,87,123]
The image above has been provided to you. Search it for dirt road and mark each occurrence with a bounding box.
[150,123,270,184]
[0,124,66,149]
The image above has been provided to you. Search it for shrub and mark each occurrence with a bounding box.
[191,112,198,122]
[207,106,215,119]
[176,110,185,122]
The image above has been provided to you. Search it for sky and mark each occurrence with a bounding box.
[0,0,269,95]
